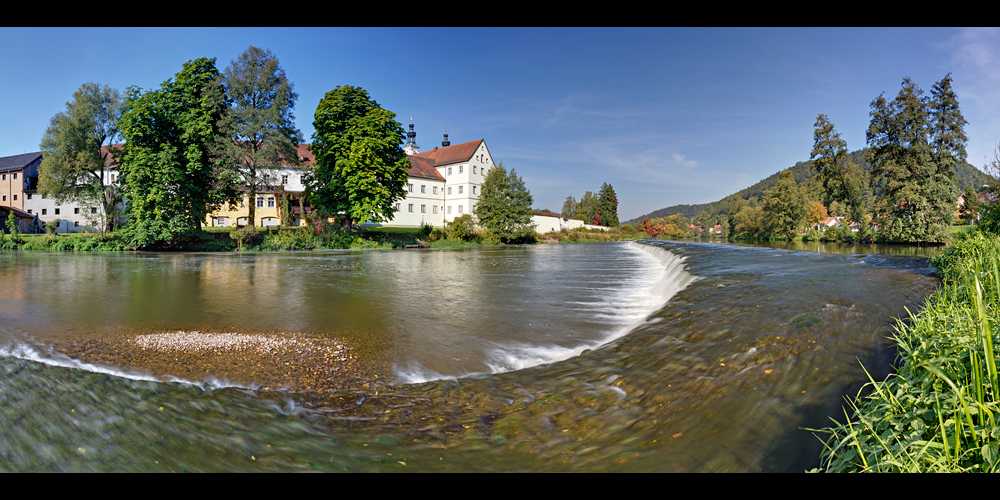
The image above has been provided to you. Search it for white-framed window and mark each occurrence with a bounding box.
[458,205,463,214]
[421,185,426,193]
[11,173,16,179]
[26,194,31,200]
[257,196,264,208]
[459,165,463,174]
[459,186,463,194]
[74,207,79,214]
[55,208,60,215]
[408,184,413,192]
[448,206,452,214]
[281,175,288,185]
[395,203,401,211]
[1,174,5,180]
[268,196,275,208]
[473,186,477,194]
[433,206,438,214]
[448,187,452,195]
[448,167,452,175]
[408,204,413,212]
[433,186,438,194]
[42,209,47,215]
[421,204,426,213]
[473,166,477,174]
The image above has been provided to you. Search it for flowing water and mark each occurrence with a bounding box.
[0,240,941,472]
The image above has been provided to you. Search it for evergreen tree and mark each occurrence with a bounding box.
[866,76,961,243]
[117,57,227,248]
[561,195,577,218]
[577,191,599,224]
[596,182,619,227]
[810,113,867,226]
[474,162,535,243]
[306,85,409,228]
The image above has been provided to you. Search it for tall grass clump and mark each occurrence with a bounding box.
[812,230,1000,472]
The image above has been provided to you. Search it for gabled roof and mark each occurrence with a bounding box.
[0,152,42,173]
[407,155,445,180]
[409,139,484,167]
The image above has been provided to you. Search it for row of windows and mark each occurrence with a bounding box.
[0,172,17,180]
[25,207,98,216]
[406,184,477,196]
[397,203,466,214]
[256,196,276,208]
[446,165,485,176]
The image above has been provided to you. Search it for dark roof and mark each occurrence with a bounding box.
[0,152,42,173]
[0,206,33,219]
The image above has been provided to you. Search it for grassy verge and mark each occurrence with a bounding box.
[811,229,1000,472]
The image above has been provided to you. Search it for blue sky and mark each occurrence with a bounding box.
[3,27,1000,221]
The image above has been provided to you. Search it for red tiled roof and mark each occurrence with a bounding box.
[409,139,483,167]
[407,155,445,180]
[534,211,562,218]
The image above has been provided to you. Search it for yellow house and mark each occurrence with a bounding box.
[206,144,314,228]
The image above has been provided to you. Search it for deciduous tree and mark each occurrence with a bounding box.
[474,162,536,243]
[561,195,577,218]
[117,57,227,248]
[306,85,409,228]
[216,46,302,227]
[810,113,867,227]
[763,169,807,240]
[38,82,123,232]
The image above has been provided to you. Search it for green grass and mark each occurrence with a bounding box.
[811,229,1000,472]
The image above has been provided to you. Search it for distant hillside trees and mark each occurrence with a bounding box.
[866,75,966,243]
[561,183,620,227]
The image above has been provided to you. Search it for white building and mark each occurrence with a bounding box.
[378,123,496,228]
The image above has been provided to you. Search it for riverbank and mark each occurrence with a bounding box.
[814,229,1000,472]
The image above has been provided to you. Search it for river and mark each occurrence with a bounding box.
[0,240,941,472]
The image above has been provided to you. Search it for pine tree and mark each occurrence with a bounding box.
[596,182,619,227]
[866,76,961,243]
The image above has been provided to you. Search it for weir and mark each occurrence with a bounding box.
[0,241,941,471]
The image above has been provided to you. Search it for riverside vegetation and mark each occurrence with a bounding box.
[811,227,1000,472]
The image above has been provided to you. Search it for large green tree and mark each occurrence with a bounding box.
[116,57,227,248]
[216,46,302,227]
[306,85,409,228]
[810,113,867,227]
[576,191,599,225]
[866,76,962,243]
[561,195,577,218]
[474,162,536,243]
[763,169,807,240]
[596,182,619,227]
[38,82,123,232]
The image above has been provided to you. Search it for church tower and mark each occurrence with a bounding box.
[403,118,420,155]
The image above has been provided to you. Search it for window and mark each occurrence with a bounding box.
[74,221,79,227]
[408,184,413,192]
[448,167,452,175]
[281,175,288,185]
[12,173,16,179]
[395,203,401,211]
[26,194,31,200]
[27,209,31,215]
[421,204,426,213]
[74,207,80,214]
[1,174,5,180]
[447,187,452,195]
[459,186,463,194]
[433,206,438,214]
[268,196,275,208]
[448,206,452,214]
[473,166,477,174]
[421,185,426,193]
[458,205,463,214]
[472,186,477,194]
[55,208,60,215]
[11,195,16,201]
[433,186,438,194]
[110,173,114,182]
[257,196,264,208]
[42,209,46,215]
[1,196,4,201]
[408,204,413,212]
[91,207,97,214]
[459,166,463,174]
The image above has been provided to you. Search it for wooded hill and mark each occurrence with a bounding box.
[624,148,991,226]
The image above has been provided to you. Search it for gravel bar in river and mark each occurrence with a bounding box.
[55,331,389,393]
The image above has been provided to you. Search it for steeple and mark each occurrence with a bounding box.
[442,128,450,147]
[403,117,420,155]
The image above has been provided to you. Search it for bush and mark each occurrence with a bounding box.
[446,214,477,241]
